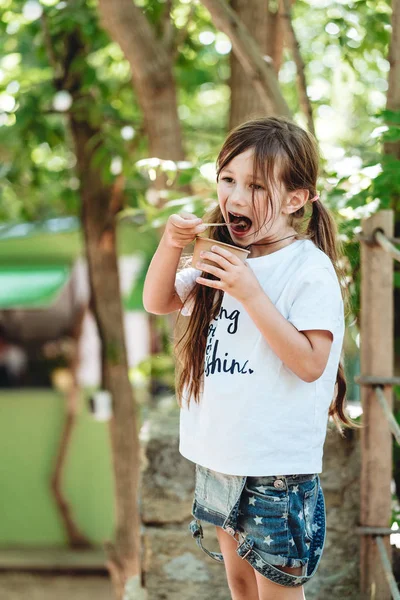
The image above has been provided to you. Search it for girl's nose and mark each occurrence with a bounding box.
[229,186,248,207]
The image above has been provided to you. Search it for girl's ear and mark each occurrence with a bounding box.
[282,189,309,214]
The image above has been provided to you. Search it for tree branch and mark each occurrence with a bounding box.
[98,0,172,91]
[201,0,291,117]
[281,0,315,135]
[267,0,285,74]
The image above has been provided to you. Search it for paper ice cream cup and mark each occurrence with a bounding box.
[192,236,250,267]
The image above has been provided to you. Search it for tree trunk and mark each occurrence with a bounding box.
[385,0,400,358]
[71,117,143,599]
[268,2,286,74]
[50,24,144,597]
[96,0,190,407]
[202,0,291,118]
[42,14,141,581]
[385,0,400,161]
[384,0,400,524]
[97,0,185,164]
[229,0,284,129]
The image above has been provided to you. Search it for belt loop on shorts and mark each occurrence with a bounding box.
[189,519,224,563]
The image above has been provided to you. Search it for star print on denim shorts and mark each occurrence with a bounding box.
[189,466,326,586]
[236,474,320,569]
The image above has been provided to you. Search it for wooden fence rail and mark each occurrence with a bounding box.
[358,210,398,599]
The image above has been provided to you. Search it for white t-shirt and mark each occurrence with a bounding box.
[175,239,345,476]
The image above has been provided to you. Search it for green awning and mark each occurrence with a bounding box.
[0,262,148,311]
[0,216,158,266]
[0,265,71,309]
[0,217,157,310]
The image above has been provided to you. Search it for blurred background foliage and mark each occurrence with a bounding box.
[0,0,398,378]
[0,0,394,218]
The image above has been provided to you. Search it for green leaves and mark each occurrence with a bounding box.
[0,0,398,277]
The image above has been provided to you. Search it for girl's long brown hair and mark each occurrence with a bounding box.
[175,117,355,432]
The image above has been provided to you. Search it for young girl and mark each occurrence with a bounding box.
[143,117,352,599]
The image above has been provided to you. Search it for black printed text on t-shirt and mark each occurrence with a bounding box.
[204,307,254,376]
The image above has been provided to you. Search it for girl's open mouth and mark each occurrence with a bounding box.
[228,212,252,235]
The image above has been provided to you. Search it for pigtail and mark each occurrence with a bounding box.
[306,200,360,432]
[329,360,359,434]
[307,198,338,258]
[175,205,225,407]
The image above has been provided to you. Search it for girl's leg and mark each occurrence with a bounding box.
[254,566,306,600]
[216,527,259,600]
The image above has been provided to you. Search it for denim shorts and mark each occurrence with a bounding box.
[189,465,326,588]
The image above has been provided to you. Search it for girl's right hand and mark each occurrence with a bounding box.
[164,212,208,249]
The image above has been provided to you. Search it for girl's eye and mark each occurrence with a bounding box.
[222,177,234,183]
[250,183,264,191]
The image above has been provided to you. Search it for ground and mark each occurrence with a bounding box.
[0,573,113,600]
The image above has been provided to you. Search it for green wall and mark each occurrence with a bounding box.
[0,389,114,546]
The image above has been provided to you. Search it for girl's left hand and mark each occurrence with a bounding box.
[195,245,262,304]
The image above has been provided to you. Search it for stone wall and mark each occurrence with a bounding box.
[140,399,230,599]
[140,399,360,599]
[306,425,361,599]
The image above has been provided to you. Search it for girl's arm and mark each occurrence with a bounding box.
[143,213,207,315]
[194,245,338,382]
[242,293,333,382]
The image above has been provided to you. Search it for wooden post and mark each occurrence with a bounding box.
[360,210,394,598]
